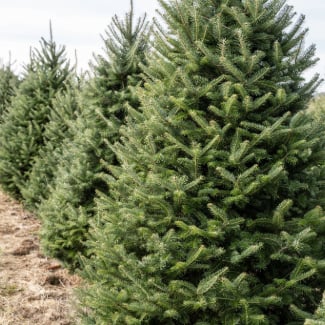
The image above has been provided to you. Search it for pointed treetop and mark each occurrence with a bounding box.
[49,20,53,43]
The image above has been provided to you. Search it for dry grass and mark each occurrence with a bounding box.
[0,191,81,325]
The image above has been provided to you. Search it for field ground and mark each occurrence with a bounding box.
[0,190,80,324]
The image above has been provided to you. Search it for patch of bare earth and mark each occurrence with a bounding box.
[0,191,81,324]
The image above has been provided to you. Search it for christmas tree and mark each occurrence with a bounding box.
[38,2,150,268]
[79,0,325,323]
[0,59,20,120]
[0,26,71,198]
[21,78,83,209]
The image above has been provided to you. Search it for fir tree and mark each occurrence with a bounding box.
[0,60,20,120]
[79,0,325,324]
[21,77,83,209]
[0,26,71,198]
[38,2,150,268]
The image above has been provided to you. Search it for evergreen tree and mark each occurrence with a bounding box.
[21,77,83,209]
[38,2,150,268]
[79,0,325,324]
[0,60,20,120]
[0,27,71,198]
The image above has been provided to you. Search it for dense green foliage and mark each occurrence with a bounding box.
[0,61,20,120]
[37,4,150,268]
[21,80,83,209]
[305,293,325,324]
[78,0,325,324]
[0,29,72,197]
[0,0,324,323]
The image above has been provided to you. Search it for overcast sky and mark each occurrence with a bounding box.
[0,0,324,92]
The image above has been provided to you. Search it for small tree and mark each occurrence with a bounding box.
[308,93,325,121]
[21,78,83,209]
[38,1,150,268]
[0,59,20,120]
[0,26,71,198]
[79,0,325,324]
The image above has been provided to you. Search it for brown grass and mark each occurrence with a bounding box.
[0,190,81,324]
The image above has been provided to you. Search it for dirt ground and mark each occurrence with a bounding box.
[0,190,81,325]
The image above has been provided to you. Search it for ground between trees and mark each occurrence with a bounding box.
[0,190,80,324]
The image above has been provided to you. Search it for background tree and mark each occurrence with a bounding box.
[0,26,72,198]
[21,78,83,209]
[38,1,150,268]
[308,92,325,121]
[78,0,325,324]
[0,59,20,120]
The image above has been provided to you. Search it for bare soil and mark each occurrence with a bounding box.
[0,190,80,324]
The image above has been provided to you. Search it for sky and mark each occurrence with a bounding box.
[0,0,324,92]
